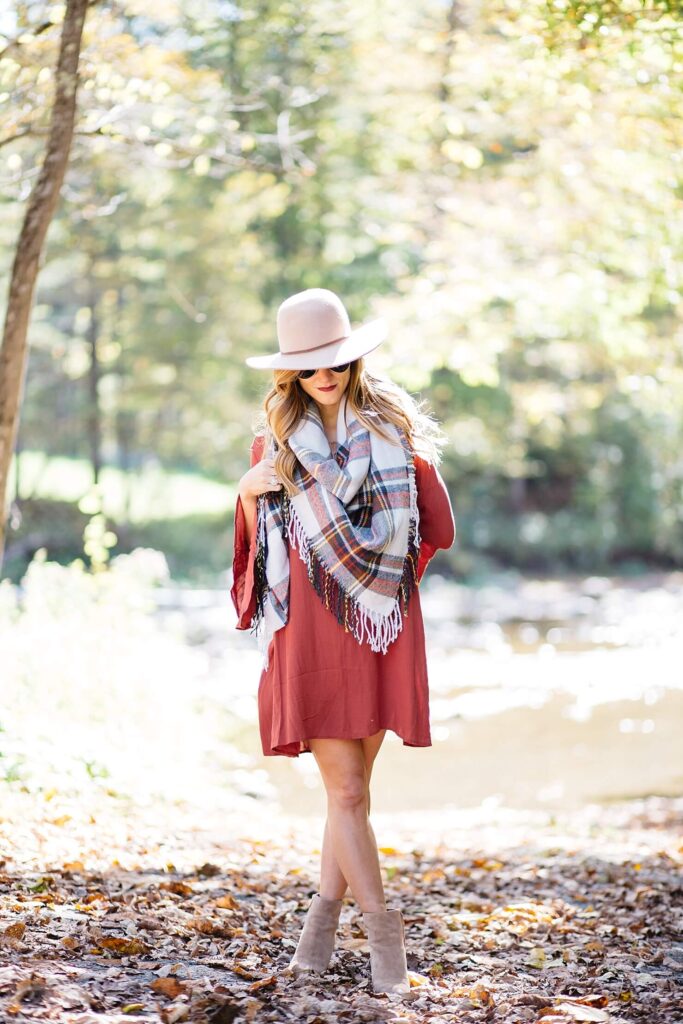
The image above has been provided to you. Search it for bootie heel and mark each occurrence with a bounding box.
[362,907,411,994]
[286,893,343,974]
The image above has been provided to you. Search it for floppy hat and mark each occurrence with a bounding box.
[245,287,387,370]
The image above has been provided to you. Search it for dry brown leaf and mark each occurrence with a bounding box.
[230,964,259,980]
[189,915,243,937]
[99,936,149,956]
[468,983,495,1006]
[338,937,369,951]
[151,977,186,999]
[83,891,108,903]
[162,1003,189,1024]
[214,894,239,909]
[160,880,194,896]
[422,868,448,883]
[249,976,277,992]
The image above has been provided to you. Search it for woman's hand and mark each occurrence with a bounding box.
[239,456,283,500]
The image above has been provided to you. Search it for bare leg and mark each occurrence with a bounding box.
[309,732,387,912]
[318,729,386,900]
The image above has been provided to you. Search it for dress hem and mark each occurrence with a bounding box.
[261,725,432,758]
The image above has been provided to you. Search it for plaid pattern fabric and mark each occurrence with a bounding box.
[251,392,421,669]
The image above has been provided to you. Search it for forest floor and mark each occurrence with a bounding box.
[0,786,681,1024]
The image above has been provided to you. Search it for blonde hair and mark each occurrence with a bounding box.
[252,357,448,497]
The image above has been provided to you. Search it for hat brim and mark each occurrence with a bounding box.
[245,317,387,370]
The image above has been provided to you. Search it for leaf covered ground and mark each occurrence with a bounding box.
[0,789,681,1024]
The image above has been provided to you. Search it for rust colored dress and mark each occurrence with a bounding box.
[230,433,456,757]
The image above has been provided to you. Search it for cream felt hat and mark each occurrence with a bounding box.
[245,288,387,370]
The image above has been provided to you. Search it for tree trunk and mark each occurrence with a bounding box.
[0,0,89,571]
[13,430,22,504]
[86,288,102,485]
[116,409,135,524]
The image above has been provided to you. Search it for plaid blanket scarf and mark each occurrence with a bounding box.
[251,392,421,669]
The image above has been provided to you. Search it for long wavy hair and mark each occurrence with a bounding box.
[251,357,448,497]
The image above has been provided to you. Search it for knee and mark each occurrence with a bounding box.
[327,773,368,812]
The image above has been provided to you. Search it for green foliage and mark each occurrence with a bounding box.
[3,496,231,586]
[116,511,232,584]
[1,0,682,577]
[78,483,118,571]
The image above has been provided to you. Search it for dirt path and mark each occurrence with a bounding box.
[1,789,681,1023]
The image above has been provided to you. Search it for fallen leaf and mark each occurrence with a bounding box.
[468,983,494,1006]
[554,1000,610,1022]
[151,978,185,999]
[196,862,221,877]
[214,894,239,909]
[422,868,447,883]
[527,945,546,969]
[160,881,194,896]
[338,937,368,951]
[83,891,107,904]
[164,1004,189,1024]
[14,974,48,1002]
[99,936,148,956]
[249,976,276,992]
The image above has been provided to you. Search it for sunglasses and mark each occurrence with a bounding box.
[297,361,351,380]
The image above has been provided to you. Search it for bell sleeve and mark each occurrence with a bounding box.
[414,453,456,583]
[230,434,266,629]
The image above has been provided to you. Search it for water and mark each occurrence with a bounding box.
[158,570,683,815]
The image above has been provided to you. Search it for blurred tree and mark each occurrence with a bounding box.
[1,0,682,575]
[0,0,89,569]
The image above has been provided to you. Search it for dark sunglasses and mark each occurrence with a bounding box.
[297,361,351,380]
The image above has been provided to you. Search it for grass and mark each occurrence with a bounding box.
[8,450,238,523]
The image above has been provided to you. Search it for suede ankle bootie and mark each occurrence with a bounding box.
[362,907,411,994]
[286,893,343,974]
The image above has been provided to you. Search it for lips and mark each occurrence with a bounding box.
[318,384,337,392]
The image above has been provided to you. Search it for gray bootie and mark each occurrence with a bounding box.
[286,893,343,974]
[362,907,411,994]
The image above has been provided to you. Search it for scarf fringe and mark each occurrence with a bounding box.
[282,494,420,654]
[250,434,421,665]
[251,493,268,633]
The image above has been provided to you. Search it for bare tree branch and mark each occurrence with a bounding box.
[0,20,53,61]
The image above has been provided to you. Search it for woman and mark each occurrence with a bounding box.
[230,288,455,995]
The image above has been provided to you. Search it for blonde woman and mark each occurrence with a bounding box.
[230,288,455,994]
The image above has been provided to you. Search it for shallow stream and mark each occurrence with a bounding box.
[158,570,683,816]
